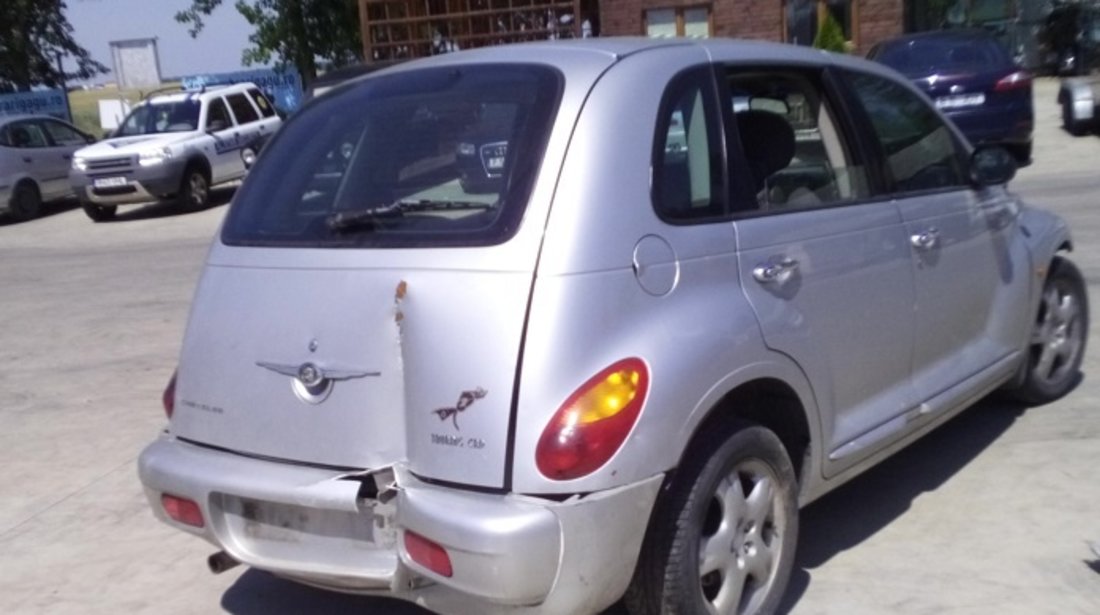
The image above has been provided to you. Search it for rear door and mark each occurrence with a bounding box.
[841,69,1031,414]
[726,66,919,475]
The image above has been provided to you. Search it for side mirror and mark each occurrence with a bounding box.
[969,146,1017,186]
[207,119,228,133]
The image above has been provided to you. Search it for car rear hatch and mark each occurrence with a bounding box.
[876,35,1032,141]
[168,62,573,489]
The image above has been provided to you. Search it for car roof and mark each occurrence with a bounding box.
[874,29,997,47]
[368,37,896,84]
[145,82,257,104]
[0,114,71,126]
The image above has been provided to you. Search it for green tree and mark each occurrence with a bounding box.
[176,0,362,85]
[813,11,848,54]
[0,0,106,92]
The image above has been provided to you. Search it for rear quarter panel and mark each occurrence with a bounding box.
[512,45,822,495]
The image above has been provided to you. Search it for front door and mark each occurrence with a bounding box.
[842,71,1031,416]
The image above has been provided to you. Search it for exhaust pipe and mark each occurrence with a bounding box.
[207,550,241,574]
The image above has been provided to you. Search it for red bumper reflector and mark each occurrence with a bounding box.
[404,530,453,578]
[161,494,204,528]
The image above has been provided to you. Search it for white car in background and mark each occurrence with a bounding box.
[69,83,280,221]
[0,114,95,222]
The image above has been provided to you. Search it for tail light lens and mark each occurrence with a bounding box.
[162,369,177,419]
[536,358,649,480]
[404,530,453,577]
[995,71,1032,92]
[161,493,204,528]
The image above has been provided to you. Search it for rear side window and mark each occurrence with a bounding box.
[652,69,724,221]
[843,71,965,193]
[223,65,562,248]
[248,88,277,118]
[226,93,260,124]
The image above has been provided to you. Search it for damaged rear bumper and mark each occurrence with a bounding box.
[137,435,662,614]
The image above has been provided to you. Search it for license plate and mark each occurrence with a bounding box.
[935,94,985,110]
[93,177,128,189]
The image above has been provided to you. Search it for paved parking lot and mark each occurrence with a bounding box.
[1,78,1098,614]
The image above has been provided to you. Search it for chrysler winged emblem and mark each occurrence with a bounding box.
[256,360,380,404]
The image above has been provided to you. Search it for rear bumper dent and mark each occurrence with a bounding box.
[138,435,662,613]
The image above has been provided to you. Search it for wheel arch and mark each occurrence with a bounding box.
[675,359,822,503]
[184,155,212,180]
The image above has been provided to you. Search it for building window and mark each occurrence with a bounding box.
[645,6,712,38]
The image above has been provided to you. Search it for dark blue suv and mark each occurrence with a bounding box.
[868,30,1034,164]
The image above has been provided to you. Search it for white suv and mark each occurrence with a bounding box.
[69,82,280,221]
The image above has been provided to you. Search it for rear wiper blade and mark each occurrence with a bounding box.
[326,199,492,232]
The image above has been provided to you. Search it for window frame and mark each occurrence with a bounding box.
[644,5,714,38]
[716,62,885,220]
[835,67,973,199]
[205,97,234,131]
[649,64,730,225]
[225,92,261,126]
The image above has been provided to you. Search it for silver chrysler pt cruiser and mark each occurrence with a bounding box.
[139,38,1088,615]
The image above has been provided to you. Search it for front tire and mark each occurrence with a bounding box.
[1009,257,1089,405]
[627,423,798,615]
[81,201,117,222]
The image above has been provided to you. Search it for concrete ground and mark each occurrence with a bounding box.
[1,77,1098,615]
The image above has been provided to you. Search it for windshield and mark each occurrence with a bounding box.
[222,64,562,248]
[116,99,201,136]
[873,37,1011,77]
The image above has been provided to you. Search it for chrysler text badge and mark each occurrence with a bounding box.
[256,360,380,404]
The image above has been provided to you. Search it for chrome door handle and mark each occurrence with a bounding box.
[752,258,799,284]
[910,228,940,250]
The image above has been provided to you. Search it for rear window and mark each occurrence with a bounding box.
[222,64,562,248]
[872,37,1010,76]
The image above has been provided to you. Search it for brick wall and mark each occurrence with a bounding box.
[599,0,901,53]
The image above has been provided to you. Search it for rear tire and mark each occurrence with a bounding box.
[178,165,210,211]
[81,201,117,222]
[626,423,798,615]
[1007,257,1088,405]
[8,181,41,222]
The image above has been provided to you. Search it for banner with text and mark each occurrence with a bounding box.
[180,68,303,114]
[0,90,72,122]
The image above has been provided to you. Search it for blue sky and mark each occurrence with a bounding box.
[65,0,257,82]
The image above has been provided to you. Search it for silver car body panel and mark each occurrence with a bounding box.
[139,38,1075,611]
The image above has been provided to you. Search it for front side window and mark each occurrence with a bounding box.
[42,120,86,146]
[843,71,965,193]
[728,69,869,212]
[652,70,724,221]
[116,99,201,136]
[223,65,562,248]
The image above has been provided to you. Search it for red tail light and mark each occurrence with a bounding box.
[161,493,204,528]
[162,369,177,419]
[995,71,1031,92]
[404,530,453,577]
[536,358,649,480]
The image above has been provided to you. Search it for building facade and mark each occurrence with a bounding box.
[599,0,903,55]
